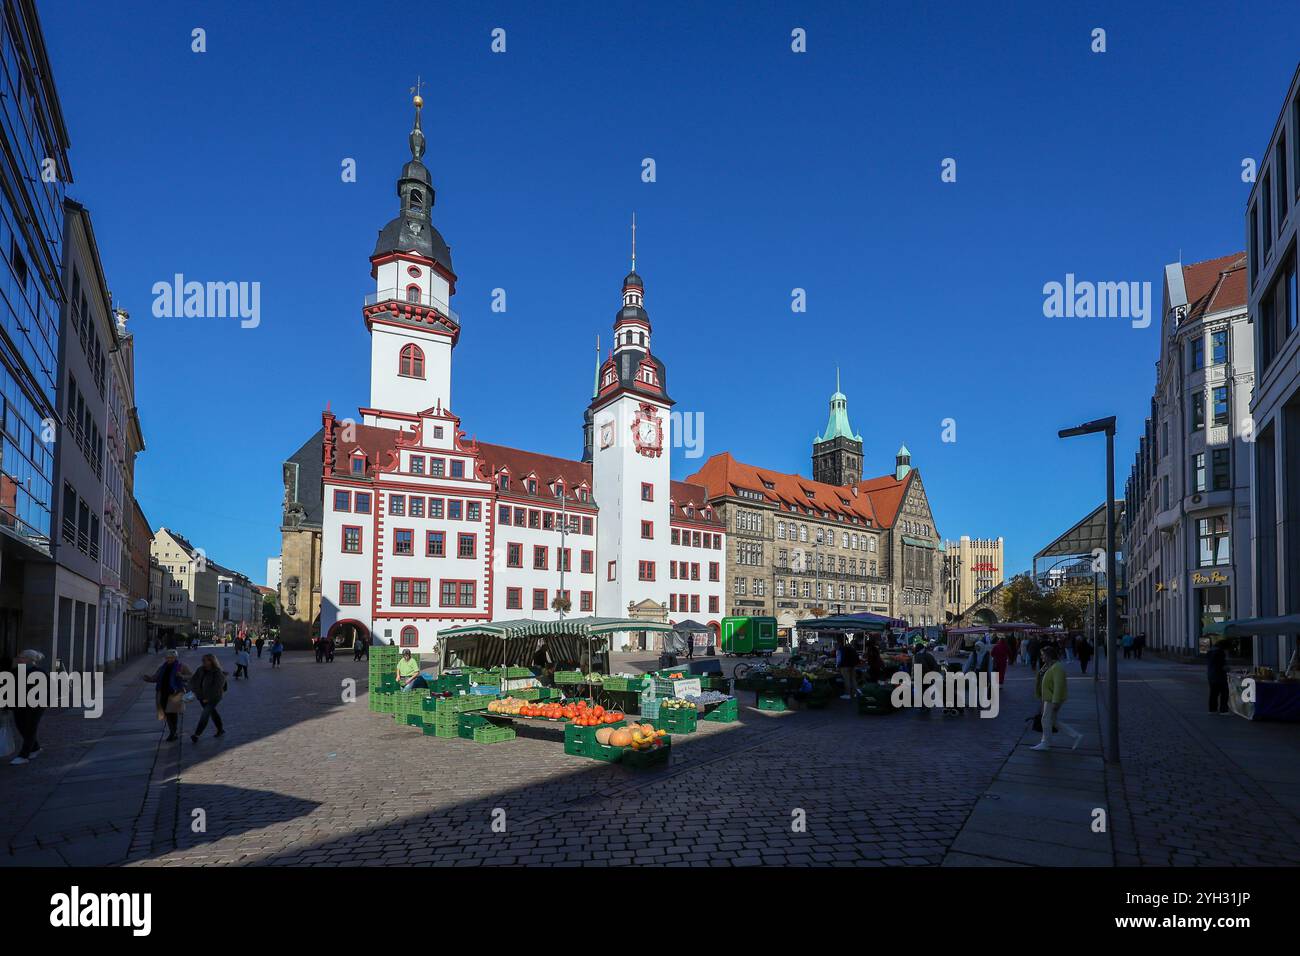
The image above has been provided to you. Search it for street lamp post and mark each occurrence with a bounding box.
[1058,416,1119,764]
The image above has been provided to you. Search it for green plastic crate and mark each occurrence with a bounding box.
[621,739,671,768]
[472,724,517,744]
[458,712,490,740]
[563,720,626,756]
[703,699,739,722]
[653,708,697,734]
[405,714,424,727]
[553,671,584,685]
[757,692,787,712]
[439,695,490,714]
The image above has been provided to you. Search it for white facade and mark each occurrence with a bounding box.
[315,105,725,656]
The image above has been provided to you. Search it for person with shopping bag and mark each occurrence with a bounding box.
[143,649,192,742]
[7,649,49,765]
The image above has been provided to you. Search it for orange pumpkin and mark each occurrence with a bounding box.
[610,728,633,748]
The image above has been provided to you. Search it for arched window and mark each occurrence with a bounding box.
[399,343,425,378]
[400,626,418,647]
[409,189,423,210]
[405,284,421,303]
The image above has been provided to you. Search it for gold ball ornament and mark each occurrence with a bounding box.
[413,94,424,108]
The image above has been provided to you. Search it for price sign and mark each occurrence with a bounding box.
[673,678,701,699]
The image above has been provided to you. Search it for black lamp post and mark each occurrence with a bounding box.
[1058,416,1119,764]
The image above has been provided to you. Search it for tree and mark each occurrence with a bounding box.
[1044,581,1093,631]
[262,593,280,629]
[1001,574,1053,625]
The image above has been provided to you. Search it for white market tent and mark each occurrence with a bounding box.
[437,617,676,673]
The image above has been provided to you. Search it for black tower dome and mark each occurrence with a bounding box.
[372,94,453,275]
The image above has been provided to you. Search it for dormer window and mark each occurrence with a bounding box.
[526,478,537,495]
[603,370,615,387]
[553,481,564,499]
[350,452,366,475]
[498,472,510,491]
[405,285,421,303]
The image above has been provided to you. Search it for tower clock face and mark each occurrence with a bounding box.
[631,404,663,458]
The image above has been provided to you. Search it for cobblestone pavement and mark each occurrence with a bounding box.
[9,648,1299,866]
[1105,656,1300,866]
[130,649,1027,866]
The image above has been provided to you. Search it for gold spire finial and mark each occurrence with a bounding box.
[410,75,424,109]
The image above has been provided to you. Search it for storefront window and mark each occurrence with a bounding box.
[1197,516,1230,567]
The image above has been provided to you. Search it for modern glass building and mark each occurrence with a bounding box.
[0,0,72,658]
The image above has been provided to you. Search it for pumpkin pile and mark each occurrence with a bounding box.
[594,722,668,751]
[488,698,624,723]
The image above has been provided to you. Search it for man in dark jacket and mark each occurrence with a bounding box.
[190,653,228,741]
[1207,639,1230,714]
[8,649,47,765]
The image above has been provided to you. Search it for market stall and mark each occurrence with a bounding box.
[1206,615,1300,721]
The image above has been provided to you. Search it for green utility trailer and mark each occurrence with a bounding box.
[720,616,778,656]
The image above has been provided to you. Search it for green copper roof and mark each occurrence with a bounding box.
[897,443,911,458]
[815,371,861,444]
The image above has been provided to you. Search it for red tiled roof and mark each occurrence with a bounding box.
[669,480,724,526]
[473,441,593,501]
[687,452,880,525]
[1183,252,1247,322]
[855,473,911,528]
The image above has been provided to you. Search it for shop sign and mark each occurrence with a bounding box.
[1191,570,1230,586]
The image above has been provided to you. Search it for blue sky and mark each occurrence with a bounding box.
[39,0,1300,583]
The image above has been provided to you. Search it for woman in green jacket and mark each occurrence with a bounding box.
[1032,645,1083,751]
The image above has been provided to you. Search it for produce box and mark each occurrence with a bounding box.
[438,695,491,714]
[703,699,739,722]
[491,666,534,679]
[472,724,517,744]
[405,714,424,727]
[458,712,490,740]
[564,720,627,756]
[554,671,584,685]
[621,738,671,769]
[857,684,897,716]
[602,675,647,693]
[639,695,660,720]
[701,676,733,694]
[586,741,624,762]
[428,712,461,738]
[757,692,787,713]
[654,708,697,734]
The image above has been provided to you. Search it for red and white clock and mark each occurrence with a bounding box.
[631,403,664,458]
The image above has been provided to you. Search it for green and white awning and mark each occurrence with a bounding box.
[439,617,675,641]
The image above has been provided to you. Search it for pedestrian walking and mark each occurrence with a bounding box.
[255,636,265,659]
[234,645,251,679]
[271,638,284,668]
[1122,632,1134,659]
[1207,638,1231,715]
[1135,633,1146,660]
[1027,636,1041,672]
[864,640,886,683]
[314,638,324,663]
[990,636,1009,684]
[1031,646,1083,751]
[190,654,228,742]
[836,637,860,700]
[1077,637,1093,674]
[7,649,48,765]
[143,649,192,742]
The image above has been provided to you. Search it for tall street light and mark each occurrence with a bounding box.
[1058,416,1119,764]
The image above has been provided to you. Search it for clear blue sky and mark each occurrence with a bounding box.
[40,0,1300,583]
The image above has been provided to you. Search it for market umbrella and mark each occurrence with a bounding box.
[1204,615,1300,638]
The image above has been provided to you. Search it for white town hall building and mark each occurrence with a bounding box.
[314,96,726,655]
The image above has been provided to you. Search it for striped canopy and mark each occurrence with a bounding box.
[438,617,675,670]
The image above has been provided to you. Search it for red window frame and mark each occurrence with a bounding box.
[709,561,719,582]
[457,532,477,559]
[532,588,547,610]
[709,596,719,614]
[607,560,616,582]
[392,528,414,555]
[341,525,363,553]
[506,587,522,610]
[641,482,654,501]
[638,561,655,581]
[669,594,677,612]
[533,545,548,570]
[438,579,477,608]
[429,497,444,519]
[339,580,361,606]
[559,547,571,572]
[391,577,431,607]
[333,489,351,512]
[641,520,653,539]
[400,625,419,647]
[581,549,593,574]
[506,543,522,568]
[399,343,425,378]
[690,595,700,613]
[426,530,445,557]
[580,591,593,611]
[353,492,372,514]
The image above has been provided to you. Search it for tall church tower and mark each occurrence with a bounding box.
[360,91,460,427]
[811,371,863,486]
[591,219,673,617]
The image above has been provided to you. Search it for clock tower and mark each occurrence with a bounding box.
[590,228,674,618]
[360,92,460,428]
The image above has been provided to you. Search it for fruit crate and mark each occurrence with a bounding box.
[703,698,739,722]
[472,724,517,744]
[489,666,533,679]
[405,714,424,728]
[514,687,543,700]
[563,720,627,756]
[621,740,671,769]
[553,671,585,685]
[438,695,491,714]
[702,677,733,694]
[756,692,787,712]
[535,686,562,701]
[458,712,491,740]
[586,741,624,762]
[639,695,660,720]
[653,708,697,734]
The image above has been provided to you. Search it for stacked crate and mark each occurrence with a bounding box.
[702,698,739,722]
[653,707,697,734]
